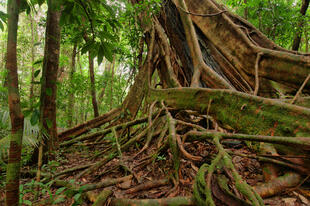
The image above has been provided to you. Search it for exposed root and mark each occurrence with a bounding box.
[125,179,169,194]
[253,172,302,198]
[58,108,121,141]
[38,105,310,205]
[254,52,263,96]
[92,190,113,206]
[174,0,233,89]
[52,175,133,193]
[176,135,202,161]
[110,196,194,206]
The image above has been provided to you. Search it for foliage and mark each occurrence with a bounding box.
[19,180,66,205]
[223,0,309,49]
[0,0,309,203]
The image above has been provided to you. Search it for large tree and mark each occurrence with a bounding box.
[59,0,310,203]
[5,0,24,205]
[38,0,61,161]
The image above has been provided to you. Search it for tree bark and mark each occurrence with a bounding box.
[244,0,248,20]
[29,11,37,110]
[292,0,310,51]
[167,0,310,92]
[110,55,115,110]
[67,44,77,127]
[88,52,99,117]
[5,0,24,205]
[305,22,309,53]
[39,0,61,157]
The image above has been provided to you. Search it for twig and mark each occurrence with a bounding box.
[291,74,310,104]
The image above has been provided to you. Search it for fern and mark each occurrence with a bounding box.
[0,108,40,161]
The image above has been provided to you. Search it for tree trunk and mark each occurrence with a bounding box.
[305,26,309,53]
[39,0,61,158]
[161,0,310,92]
[292,0,310,51]
[110,55,115,110]
[244,0,248,20]
[88,52,99,117]
[59,1,310,203]
[67,44,77,127]
[5,0,24,205]
[29,11,36,110]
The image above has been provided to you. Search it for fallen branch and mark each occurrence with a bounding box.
[61,111,164,147]
[58,108,121,141]
[52,175,133,193]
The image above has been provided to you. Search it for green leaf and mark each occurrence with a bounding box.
[46,119,52,129]
[97,44,104,65]
[33,42,41,47]
[55,187,66,195]
[42,188,47,194]
[30,109,39,126]
[34,70,41,78]
[81,41,94,55]
[73,193,81,202]
[79,185,88,193]
[0,21,4,31]
[24,200,32,206]
[53,197,66,204]
[33,59,43,66]
[23,109,32,117]
[103,43,113,62]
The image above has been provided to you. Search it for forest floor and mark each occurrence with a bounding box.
[1,136,309,206]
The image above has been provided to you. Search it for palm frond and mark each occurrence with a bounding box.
[0,109,10,128]
[0,115,40,161]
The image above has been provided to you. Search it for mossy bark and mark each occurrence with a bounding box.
[148,88,310,137]
[5,0,24,205]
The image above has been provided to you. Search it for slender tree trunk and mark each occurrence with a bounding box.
[292,0,310,51]
[305,27,309,53]
[88,52,99,117]
[244,0,248,20]
[39,0,61,159]
[5,0,24,205]
[67,44,77,127]
[1,39,7,88]
[110,56,115,110]
[29,11,36,110]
